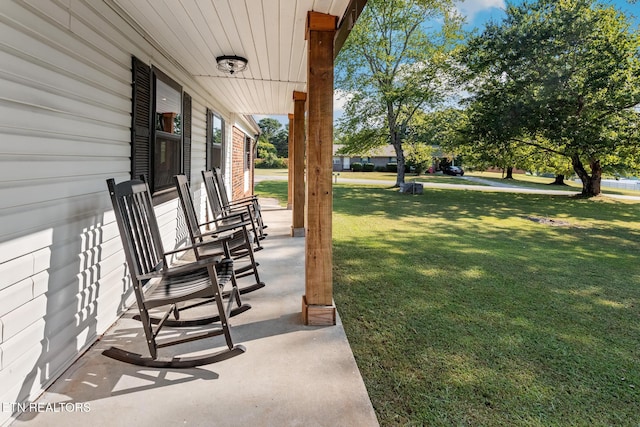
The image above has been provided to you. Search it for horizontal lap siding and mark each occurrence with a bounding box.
[190,98,209,222]
[0,2,131,419]
[0,1,223,424]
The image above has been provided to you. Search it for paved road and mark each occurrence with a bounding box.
[255,173,640,201]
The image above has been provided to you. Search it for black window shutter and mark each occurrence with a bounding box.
[131,56,151,180]
[205,108,211,170]
[183,91,192,182]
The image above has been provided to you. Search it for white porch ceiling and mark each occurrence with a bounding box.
[112,0,354,116]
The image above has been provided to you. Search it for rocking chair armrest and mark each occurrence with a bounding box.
[196,218,218,228]
[224,205,255,218]
[206,220,251,235]
[230,194,258,203]
[212,210,249,223]
[194,224,247,240]
[226,200,258,209]
[162,231,235,257]
[195,215,247,228]
[163,256,225,276]
[225,198,257,208]
[136,260,221,279]
[137,270,164,280]
[196,229,236,241]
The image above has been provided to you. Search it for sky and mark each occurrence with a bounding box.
[258,0,640,129]
[455,0,639,32]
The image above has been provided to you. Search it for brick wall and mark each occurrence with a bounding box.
[231,126,254,200]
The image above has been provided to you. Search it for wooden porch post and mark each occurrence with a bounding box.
[302,11,337,326]
[292,91,306,237]
[287,113,294,210]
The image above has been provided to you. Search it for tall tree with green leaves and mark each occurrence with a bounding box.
[335,0,463,186]
[461,0,640,196]
[257,117,289,157]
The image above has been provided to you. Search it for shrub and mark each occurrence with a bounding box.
[257,140,277,159]
[351,162,363,172]
[375,166,386,172]
[363,163,375,172]
[386,163,398,172]
[255,155,287,168]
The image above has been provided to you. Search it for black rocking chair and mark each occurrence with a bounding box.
[174,174,265,295]
[104,178,248,368]
[203,168,267,244]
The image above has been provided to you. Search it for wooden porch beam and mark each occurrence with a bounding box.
[292,91,306,237]
[334,0,368,59]
[303,11,337,326]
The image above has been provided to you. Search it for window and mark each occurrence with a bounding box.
[153,75,182,191]
[207,109,224,171]
[131,57,192,199]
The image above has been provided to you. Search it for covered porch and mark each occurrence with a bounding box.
[11,204,378,426]
[110,0,369,323]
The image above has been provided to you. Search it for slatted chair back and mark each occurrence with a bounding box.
[174,174,206,242]
[212,167,232,208]
[202,169,226,218]
[107,178,165,280]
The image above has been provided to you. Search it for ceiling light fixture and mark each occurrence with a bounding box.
[216,55,248,75]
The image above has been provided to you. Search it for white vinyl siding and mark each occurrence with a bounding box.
[0,2,234,424]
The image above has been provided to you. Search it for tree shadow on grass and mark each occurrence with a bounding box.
[333,184,639,224]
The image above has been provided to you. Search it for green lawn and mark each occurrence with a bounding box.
[256,180,640,426]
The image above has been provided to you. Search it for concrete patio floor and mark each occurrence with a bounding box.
[11,202,379,427]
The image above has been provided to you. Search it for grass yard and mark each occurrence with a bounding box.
[254,180,289,206]
[255,181,640,426]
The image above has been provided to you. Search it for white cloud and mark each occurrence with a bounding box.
[333,89,354,123]
[454,0,505,21]
[334,89,353,112]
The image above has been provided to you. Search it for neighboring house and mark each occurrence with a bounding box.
[0,1,362,424]
[333,144,398,171]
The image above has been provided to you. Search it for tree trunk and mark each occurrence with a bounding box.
[394,143,406,187]
[504,167,514,179]
[551,174,566,185]
[571,154,602,196]
[387,103,405,187]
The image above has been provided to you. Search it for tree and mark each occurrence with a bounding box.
[335,0,463,186]
[271,128,289,158]
[404,143,434,175]
[461,0,640,196]
[457,96,538,178]
[405,109,467,174]
[258,117,282,140]
[257,140,277,159]
[257,118,289,157]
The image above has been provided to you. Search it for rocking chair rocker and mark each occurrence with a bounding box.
[104,178,248,368]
